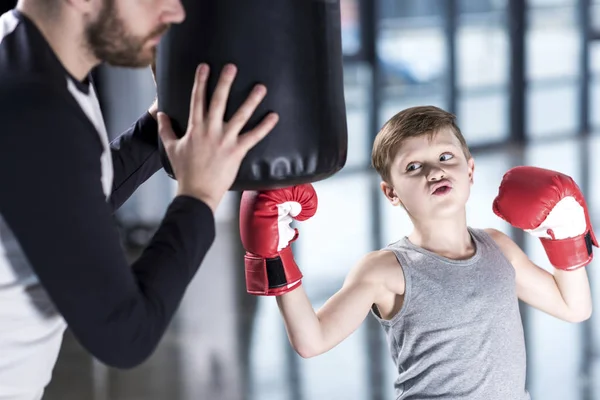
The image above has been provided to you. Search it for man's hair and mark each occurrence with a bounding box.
[371,105,471,183]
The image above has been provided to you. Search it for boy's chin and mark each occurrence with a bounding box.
[424,199,468,220]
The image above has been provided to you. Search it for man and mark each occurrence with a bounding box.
[0,0,279,399]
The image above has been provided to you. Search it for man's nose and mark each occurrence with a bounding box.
[160,0,186,25]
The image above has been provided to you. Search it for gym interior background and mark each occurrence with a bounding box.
[4,0,600,399]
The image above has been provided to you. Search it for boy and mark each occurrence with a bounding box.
[238,106,595,399]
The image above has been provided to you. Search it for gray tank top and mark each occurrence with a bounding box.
[371,227,530,400]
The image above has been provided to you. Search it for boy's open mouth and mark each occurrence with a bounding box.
[431,180,453,195]
[433,185,451,195]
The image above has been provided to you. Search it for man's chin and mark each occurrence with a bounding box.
[105,52,154,69]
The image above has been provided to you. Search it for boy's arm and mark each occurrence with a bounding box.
[486,228,592,323]
[239,184,402,357]
[276,251,399,358]
[491,166,597,323]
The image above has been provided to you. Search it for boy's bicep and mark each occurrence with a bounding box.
[485,228,570,316]
[316,252,395,350]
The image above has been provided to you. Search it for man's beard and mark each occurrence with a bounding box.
[84,0,169,68]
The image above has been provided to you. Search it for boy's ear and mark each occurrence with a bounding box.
[467,157,475,185]
[380,181,402,207]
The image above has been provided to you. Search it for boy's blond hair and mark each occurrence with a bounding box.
[371,105,471,183]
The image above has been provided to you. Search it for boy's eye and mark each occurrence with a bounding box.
[440,153,454,161]
[406,162,421,172]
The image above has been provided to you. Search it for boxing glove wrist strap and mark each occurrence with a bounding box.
[540,230,594,271]
[244,246,303,296]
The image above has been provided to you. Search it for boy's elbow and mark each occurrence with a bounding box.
[295,348,319,359]
[293,342,323,359]
[577,310,592,323]
[567,307,592,323]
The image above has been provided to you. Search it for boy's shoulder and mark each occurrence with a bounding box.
[482,227,515,248]
[356,249,402,272]
[481,227,524,266]
[482,227,506,240]
[347,250,405,295]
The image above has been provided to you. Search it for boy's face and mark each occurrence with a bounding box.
[381,127,475,221]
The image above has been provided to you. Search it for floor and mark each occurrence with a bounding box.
[42,134,600,400]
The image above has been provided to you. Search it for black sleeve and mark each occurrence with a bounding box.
[109,111,162,211]
[0,80,215,369]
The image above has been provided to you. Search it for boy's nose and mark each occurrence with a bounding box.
[428,167,446,181]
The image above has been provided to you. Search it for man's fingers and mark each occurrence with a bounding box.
[188,63,209,128]
[236,112,279,153]
[225,84,267,140]
[207,64,237,127]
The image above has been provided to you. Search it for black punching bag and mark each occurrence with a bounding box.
[155,0,348,191]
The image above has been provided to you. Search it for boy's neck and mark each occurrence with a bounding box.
[408,212,475,260]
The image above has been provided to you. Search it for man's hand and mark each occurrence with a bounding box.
[157,63,279,212]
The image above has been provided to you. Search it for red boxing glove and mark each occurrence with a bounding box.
[493,166,598,270]
[239,184,318,295]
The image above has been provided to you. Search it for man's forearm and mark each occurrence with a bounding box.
[553,268,593,321]
[109,111,162,210]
